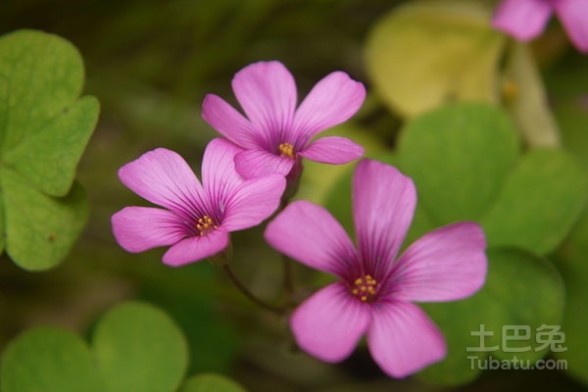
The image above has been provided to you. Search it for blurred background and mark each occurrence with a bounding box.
[1,0,587,391]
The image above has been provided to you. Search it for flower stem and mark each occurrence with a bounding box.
[222,264,286,315]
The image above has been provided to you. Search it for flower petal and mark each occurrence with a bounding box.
[291,283,371,362]
[223,175,286,231]
[232,61,297,137]
[368,301,446,378]
[162,229,229,266]
[118,148,206,215]
[293,71,366,138]
[554,0,588,53]
[202,138,245,205]
[299,136,364,164]
[353,159,416,278]
[384,222,487,302]
[112,207,185,252]
[201,94,261,149]
[265,200,357,277]
[234,149,294,179]
[492,0,552,41]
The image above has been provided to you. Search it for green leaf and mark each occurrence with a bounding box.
[2,170,89,271]
[0,29,99,270]
[0,30,85,152]
[397,103,520,224]
[482,149,588,254]
[93,302,189,392]
[0,327,103,392]
[501,43,560,148]
[180,374,246,392]
[419,248,565,385]
[555,205,588,384]
[366,0,505,117]
[4,96,99,197]
[548,57,588,384]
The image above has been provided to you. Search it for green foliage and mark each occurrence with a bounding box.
[397,103,520,223]
[0,29,99,270]
[1,328,104,392]
[482,149,588,254]
[366,0,504,117]
[93,302,189,392]
[0,302,191,392]
[181,374,247,392]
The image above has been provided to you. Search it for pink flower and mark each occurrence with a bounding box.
[201,61,366,179]
[264,160,487,378]
[492,0,588,53]
[112,138,286,266]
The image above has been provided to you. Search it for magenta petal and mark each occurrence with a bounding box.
[112,207,185,252]
[232,61,297,133]
[386,222,487,302]
[368,301,446,378]
[162,229,229,266]
[291,283,370,362]
[353,160,416,277]
[223,175,286,231]
[234,149,295,179]
[492,0,552,41]
[299,136,364,164]
[554,0,588,53]
[293,71,366,137]
[202,138,245,203]
[201,94,260,149]
[264,201,357,276]
[118,148,205,213]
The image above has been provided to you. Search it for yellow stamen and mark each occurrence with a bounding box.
[350,274,379,303]
[195,215,217,236]
[278,143,295,158]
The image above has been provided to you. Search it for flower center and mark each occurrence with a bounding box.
[350,274,379,302]
[195,215,217,236]
[278,142,295,158]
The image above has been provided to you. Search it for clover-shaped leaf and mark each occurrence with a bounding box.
[366,0,505,117]
[0,29,99,270]
[0,328,104,392]
[398,103,520,223]
[396,103,588,255]
[482,149,588,254]
[0,302,189,392]
[93,302,189,392]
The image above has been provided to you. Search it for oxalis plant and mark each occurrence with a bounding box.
[1,0,588,391]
